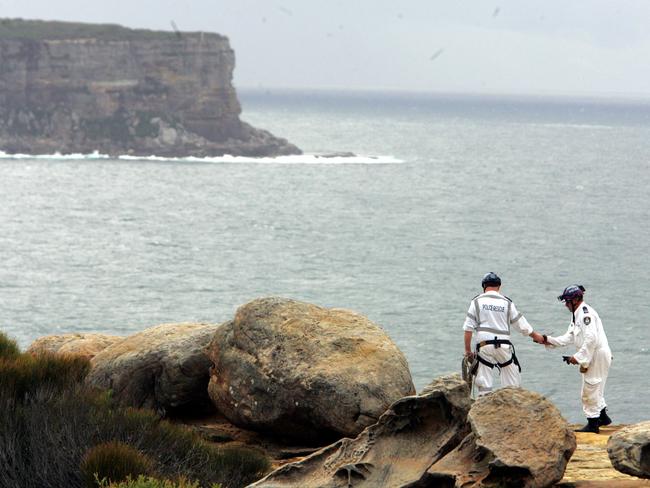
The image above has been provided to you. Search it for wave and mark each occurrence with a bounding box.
[0,150,404,165]
[527,122,614,130]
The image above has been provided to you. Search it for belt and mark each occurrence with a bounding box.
[477,338,512,350]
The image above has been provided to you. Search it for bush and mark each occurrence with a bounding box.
[80,442,155,487]
[0,332,270,488]
[0,332,21,360]
[99,475,221,488]
[100,409,270,487]
[0,351,91,400]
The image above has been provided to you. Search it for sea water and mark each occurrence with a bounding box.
[0,89,648,423]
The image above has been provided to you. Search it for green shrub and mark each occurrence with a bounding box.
[0,332,270,488]
[99,474,221,488]
[0,332,21,360]
[81,441,155,487]
[99,409,270,487]
[0,351,90,400]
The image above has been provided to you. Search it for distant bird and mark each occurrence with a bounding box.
[170,20,182,39]
[429,48,444,61]
[492,7,501,18]
[278,6,293,16]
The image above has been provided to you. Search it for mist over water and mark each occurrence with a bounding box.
[1,90,649,423]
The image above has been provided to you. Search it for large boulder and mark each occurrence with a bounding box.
[27,333,123,360]
[427,387,576,487]
[607,421,650,478]
[207,297,415,443]
[250,378,576,488]
[86,322,220,413]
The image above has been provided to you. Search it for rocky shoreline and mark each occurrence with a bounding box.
[23,297,650,487]
[0,19,301,158]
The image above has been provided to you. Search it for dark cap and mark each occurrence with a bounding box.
[558,284,585,302]
[481,272,501,288]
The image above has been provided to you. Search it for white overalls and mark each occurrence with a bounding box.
[463,291,533,396]
[546,302,612,418]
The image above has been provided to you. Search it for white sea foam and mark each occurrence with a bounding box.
[0,150,110,160]
[528,122,615,130]
[0,150,404,164]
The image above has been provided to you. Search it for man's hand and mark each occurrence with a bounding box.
[568,356,578,365]
[464,351,475,361]
[530,331,547,344]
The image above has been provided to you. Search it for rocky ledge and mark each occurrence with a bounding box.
[26,296,650,487]
[0,18,300,157]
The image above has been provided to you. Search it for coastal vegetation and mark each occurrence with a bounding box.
[0,332,269,488]
[0,18,214,41]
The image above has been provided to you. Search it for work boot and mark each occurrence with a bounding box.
[599,408,612,426]
[575,417,600,434]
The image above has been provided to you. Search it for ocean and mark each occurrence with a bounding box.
[1,89,649,423]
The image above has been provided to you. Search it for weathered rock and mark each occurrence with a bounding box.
[427,387,576,487]
[562,426,645,484]
[250,380,576,488]
[207,297,415,443]
[0,19,300,157]
[608,421,650,479]
[26,333,123,360]
[249,374,471,487]
[86,322,220,412]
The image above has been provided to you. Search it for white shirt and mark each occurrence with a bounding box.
[463,291,533,341]
[546,301,610,367]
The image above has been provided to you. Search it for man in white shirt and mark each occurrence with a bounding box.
[463,272,545,396]
[541,285,612,433]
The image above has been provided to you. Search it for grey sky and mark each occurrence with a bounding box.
[2,0,650,98]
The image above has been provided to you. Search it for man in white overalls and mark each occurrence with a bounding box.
[543,285,612,433]
[463,272,545,396]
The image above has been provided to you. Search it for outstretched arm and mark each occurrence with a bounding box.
[529,331,546,344]
[546,327,575,348]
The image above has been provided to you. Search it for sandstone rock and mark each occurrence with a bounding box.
[250,380,575,488]
[86,322,220,412]
[26,333,123,360]
[427,387,576,487]
[249,374,471,487]
[562,426,643,484]
[0,19,300,157]
[207,297,415,443]
[608,421,650,479]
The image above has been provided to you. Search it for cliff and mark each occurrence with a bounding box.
[0,18,300,157]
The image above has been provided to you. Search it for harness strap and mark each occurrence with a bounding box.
[477,355,495,369]
[476,339,512,350]
[472,341,522,374]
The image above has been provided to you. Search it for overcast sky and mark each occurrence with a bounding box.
[2,0,650,98]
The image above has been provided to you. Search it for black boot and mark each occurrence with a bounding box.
[575,417,600,433]
[599,407,612,426]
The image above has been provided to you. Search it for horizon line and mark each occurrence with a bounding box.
[236,85,650,104]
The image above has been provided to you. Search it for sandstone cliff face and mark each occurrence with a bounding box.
[0,19,300,157]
